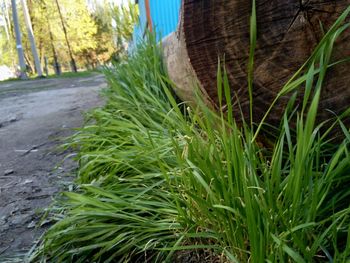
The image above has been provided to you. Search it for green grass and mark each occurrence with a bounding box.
[29,6,350,263]
[0,70,98,83]
[29,37,185,263]
[46,70,99,79]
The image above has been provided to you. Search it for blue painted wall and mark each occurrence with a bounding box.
[132,0,181,46]
[149,0,181,38]
[133,0,147,43]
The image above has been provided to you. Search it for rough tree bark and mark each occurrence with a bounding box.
[163,0,350,128]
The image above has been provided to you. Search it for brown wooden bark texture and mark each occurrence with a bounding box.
[175,0,350,127]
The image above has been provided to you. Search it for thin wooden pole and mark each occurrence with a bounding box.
[144,0,152,32]
[10,0,27,79]
[54,0,77,72]
[21,0,43,77]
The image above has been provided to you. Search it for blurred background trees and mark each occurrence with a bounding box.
[0,0,138,76]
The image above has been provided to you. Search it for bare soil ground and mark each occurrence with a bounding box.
[0,74,106,261]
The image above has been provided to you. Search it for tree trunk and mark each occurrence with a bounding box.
[164,1,350,128]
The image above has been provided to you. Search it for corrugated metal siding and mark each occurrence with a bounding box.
[131,0,181,48]
[150,0,181,38]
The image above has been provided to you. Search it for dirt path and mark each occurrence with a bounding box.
[0,74,106,260]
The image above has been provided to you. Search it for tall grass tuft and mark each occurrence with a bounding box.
[29,38,186,262]
[30,7,350,263]
[164,5,350,262]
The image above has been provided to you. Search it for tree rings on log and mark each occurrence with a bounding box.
[167,0,350,129]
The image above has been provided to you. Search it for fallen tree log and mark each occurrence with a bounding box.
[163,1,350,128]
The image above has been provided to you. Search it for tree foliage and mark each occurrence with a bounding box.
[89,0,139,62]
[0,0,138,74]
[0,1,15,67]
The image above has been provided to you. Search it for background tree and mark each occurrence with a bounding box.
[110,1,138,50]
[0,0,15,67]
[88,0,138,63]
[29,0,97,72]
[0,0,138,75]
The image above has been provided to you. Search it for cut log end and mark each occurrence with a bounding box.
[164,0,350,130]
